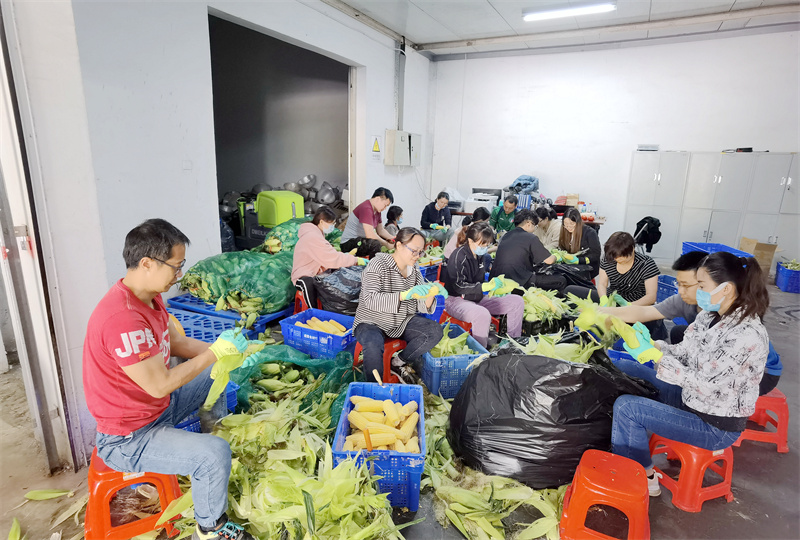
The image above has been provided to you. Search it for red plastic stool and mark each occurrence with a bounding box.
[85,447,182,540]
[560,450,650,540]
[648,434,734,512]
[732,388,789,453]
[353,339,407,384]
[293,290,322,314]
[439,310,473,333]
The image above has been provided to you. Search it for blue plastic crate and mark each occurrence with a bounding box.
[420,263,441,282]
[681,242,753,258]
[280,308,355,358]
[167,293,241,320]
[176,382,239,432]
[421,323,489,399]
[776,262,800,293]
[167,308,236,343]
[420,295,446,324]
[332,383,425,511]
[657,275,678,303]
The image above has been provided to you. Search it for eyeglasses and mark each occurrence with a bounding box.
[677,282,698,290]
[153,257,186,274]
[402,244,425,258]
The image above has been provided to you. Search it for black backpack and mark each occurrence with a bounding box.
[634,216,662,253]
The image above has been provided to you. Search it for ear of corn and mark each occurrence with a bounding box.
[399,412,419,443]
[406,436,420,453]
[346,431,397,450]
[354,400,385,413]
[394,440,406,452]
[347,410,370,432]
[383,400,400,426]
[349,396,372,405]
[401,401,418,417]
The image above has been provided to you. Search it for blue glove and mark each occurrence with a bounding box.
[622,325,662,364]
[430,224,441,230]
[241,347,267,369]
[400,283,434,300]
[208,329,248,360]
[612,293,629,306]
[632,321,651,342]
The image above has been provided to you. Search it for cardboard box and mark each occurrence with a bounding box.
[565,193,580,207]
[739,237,778,275]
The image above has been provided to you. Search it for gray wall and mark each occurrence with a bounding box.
[209,16,349,199]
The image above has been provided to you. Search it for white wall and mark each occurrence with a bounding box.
[209,16,349,197]
[431,31,800,239]
[7,0,432,465]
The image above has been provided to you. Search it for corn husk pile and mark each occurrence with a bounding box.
[522,288,572,325]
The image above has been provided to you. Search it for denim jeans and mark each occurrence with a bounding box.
[611,358,741,468]
[354,315,443,380]
[95,365,230,529]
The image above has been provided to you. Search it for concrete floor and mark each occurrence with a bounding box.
[1,286,798,539]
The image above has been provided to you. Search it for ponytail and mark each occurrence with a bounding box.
[456,225,468,248]
[700,253,769,322]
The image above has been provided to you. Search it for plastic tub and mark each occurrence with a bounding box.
[776,262,800,293]
[280,308,355,358]
[421,323,489,398]
[681,242,753,258]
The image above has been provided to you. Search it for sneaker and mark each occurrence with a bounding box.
[647,471,663,497]
[192,519,254,540]
[395,365,418,385]
[391,351,404,367]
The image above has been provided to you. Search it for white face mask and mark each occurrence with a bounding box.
[324,224,335,235]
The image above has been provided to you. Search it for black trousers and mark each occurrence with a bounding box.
[526,273,567,292]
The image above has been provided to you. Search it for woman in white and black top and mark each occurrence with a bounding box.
[597,232,660,305]
[611,252,770,496]
[353,227,444,380]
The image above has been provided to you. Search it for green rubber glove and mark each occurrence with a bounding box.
[563,253,579,264]
[357,257,368,266]
[400,283,434,300]
[549,250,564,263]
[240,343,267,369]
[623,330,663,364]
[208,329,248,361]
[481,277,503,292]
[430,224,441,230]
[612,293,629,306]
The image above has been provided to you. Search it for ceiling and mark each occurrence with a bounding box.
[327,0,800,57]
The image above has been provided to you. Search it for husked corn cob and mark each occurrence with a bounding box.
[346,431,397,449]
[342,439,354,452]
[394,402,406,422]
[394,440,406,452]
[329,319,347,332]
[360,411,386,423]
[348,410,371,432]
[400,401,418,417]
[399,412,419,443]
[383,400,400,426]
[406,436,420,453]
[376,445,389,451]
[364,421,405,438]
[355,399,386,413]
[350,396,373,405]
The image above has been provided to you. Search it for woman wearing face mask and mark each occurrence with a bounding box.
[384,205,404,238]
[291,206,366,284]
[441,221,524,348]
[609,251,770,497]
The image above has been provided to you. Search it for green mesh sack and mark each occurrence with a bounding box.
[181,251,271,302]
[250,217,310,253]
[326,227,343,251]
[231,251,295,313]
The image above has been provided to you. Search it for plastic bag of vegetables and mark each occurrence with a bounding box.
[251,217,311,253]
[448,350,656,489]
[181,251,271,302]
[229,250,295,314]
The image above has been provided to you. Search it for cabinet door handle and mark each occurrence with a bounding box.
[653,173,658,182]
[703,230,708,238]
[781,177,786,186]
[708,231,713,240]
[775,236,779,243]
[788,177,793,186]
[657,173,662,184]
[713,175,718,183]
[768,235,773,243]
[718,175,722,184]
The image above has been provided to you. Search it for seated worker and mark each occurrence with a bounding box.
[444,206,491,259]
[384,205,404,237]
[558,207,601,277]
[420,191,453,243]
[341,187,396,258]
[489,195,518,235]
[533,206,560,250]
[353,227,444,381]
[442,221,524,348]
[600,250,782,394]
[83,219,264,540]
[490,209,565,292]
[292,206,365,284]
[610,252,769,496]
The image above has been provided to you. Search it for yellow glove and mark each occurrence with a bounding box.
[208,329,248,361]
[357,257,368,266]
[348,248,357,256]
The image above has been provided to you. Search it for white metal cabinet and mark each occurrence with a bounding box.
[678,208,712,245]
[779,155,799,214]
[627,152,689,207]
[706,211,741,248]
[628,152,660,206]
[741,213,780,244]
[776,214,800,263]
[713,154,755,211]
[684,153,720,209]
[624,204,680,261]
[747,154,794,214]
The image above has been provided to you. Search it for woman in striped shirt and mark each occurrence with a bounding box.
[353,227,444,380]
[597,232,660,305]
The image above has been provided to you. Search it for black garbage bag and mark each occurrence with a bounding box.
[447,351,657,489]
[314,265,364,315]
[538,263,595,288]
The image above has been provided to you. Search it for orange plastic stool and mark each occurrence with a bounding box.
[293,290,322,314]
[440,310,473,333]
[85,447,182,540]
[732,388,789,453]
[648,434,734,512]
[353,339,407,383]
[560,450,650,540]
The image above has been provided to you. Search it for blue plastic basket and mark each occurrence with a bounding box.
[776,262,800,293]
[681,242,753,258]
[332,383,425,511]
[420,295,446,323]
[176,382,239,433]
[167,308,236,343]
[657,275,678,303]
[420,263,441,282]
[167,294,294,329]
[280,308,355,358]
[421,323,489,398]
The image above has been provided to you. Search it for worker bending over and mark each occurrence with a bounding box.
[341,187,396,258]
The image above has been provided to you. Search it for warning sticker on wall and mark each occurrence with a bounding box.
[371,136,382,162]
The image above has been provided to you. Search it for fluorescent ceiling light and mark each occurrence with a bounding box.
[523,3,616,22]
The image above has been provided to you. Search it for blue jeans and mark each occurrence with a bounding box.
[611,359,742,468]
[96,365,230,529]
[354,315,443,380]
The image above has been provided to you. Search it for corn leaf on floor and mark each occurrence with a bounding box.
[1,287,798,540]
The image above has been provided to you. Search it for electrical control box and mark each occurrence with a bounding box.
[384,129,421,166]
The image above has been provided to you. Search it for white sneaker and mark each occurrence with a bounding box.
[647,471,663,497]
[391,352,404,367]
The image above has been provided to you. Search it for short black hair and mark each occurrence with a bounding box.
[604,231,636,260]
[513,209,538,227]
[123,219,190,269]
[312,206,337,225]
[472,206,490,222]
[386,205,403,224]
[672,251,707,272]
[372,187,394,203]
[534,207,550,221]
[504,195,518,205]
[436,191,449,201]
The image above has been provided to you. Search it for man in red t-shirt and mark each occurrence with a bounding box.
[340,187,396,258]
[83,218,258,540]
